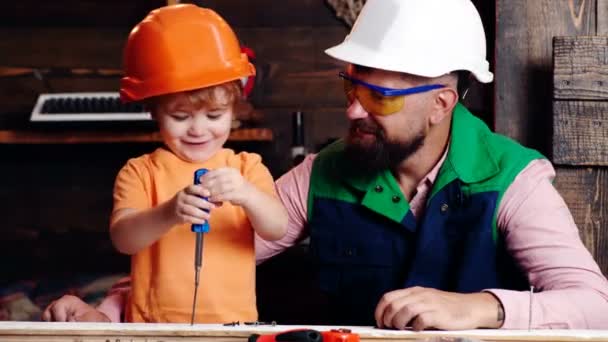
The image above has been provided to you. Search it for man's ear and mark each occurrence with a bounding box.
[430,87,459,125]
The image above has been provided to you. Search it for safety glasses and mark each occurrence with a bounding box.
[339,71,446,116]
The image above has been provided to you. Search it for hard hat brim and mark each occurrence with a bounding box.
[325,41,494,84]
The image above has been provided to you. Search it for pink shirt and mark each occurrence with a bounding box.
[99,154,608,329]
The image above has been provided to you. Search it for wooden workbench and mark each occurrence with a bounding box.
[0,322,607,342]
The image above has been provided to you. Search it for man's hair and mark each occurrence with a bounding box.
[455,70,473,100]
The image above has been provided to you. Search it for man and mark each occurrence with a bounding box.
[44,0,608,329]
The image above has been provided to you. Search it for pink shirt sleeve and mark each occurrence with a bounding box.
[255,154,316,265]
[487,159,608,329]
[96,277,131,323]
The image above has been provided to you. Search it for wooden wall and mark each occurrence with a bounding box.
[0,0,350,280]
[496,0,608,275]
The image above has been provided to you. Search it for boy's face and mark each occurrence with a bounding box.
[153,91,233,163]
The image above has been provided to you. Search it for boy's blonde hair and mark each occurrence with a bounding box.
[186,80,243,109]
[148,80,243,114]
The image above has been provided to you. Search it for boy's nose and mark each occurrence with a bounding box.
[345,99,370,121]
[189,117,207,135]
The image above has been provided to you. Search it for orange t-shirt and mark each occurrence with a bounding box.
[112,147,277,323]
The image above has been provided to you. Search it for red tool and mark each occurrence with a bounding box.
[248,329,359,342]
[321,329,360,342]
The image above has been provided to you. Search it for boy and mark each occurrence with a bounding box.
[109,4,288,323]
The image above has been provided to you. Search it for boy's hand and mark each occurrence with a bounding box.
[42,295,110,322]
[169,184,216,225]
[199,167,254,207]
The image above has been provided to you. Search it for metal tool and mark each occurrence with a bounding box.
[191,168,210,325]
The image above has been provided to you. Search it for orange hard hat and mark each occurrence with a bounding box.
[120,4,255,102]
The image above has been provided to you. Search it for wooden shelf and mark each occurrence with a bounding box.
[0,128,273,144]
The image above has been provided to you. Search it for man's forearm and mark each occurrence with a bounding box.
[488,288,608,329]
[96,292,125,323]
[96,277,131,323]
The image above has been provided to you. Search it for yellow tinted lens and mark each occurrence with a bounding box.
[355,87,405,116]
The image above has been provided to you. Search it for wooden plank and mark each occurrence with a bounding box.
[0,0,343,28]
[0,128,272,144]
[554,167,608,276]
[495,0,596,151]
[553,36,608,100]
[2,322,608,342]
[598,0,608,34]
[553,100,608,165]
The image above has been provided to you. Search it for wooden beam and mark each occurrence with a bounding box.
[553,100,608,166]
[554,167,608,276]
[495,0,596,152]
[553,36,608,100]
[0,128,272,144]
[598,0,608,34]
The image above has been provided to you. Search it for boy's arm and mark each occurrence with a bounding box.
[255,154,316,264]
[222,153,287,242]
[111,161,213,255]
[241,183,288,241]
[110,160,177,255]
[110,204,178,255]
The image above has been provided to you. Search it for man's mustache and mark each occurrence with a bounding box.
[350,119,381,135]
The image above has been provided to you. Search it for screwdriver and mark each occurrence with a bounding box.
[191,168,210,325]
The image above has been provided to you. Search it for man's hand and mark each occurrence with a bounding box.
[42,295,110,322]
[374,287,504,331]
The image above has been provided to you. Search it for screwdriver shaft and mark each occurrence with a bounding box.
[191,232,204,325]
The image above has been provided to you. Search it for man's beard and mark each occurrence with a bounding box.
[344,118,425,175]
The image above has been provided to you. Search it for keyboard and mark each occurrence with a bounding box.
[30,92,152,122]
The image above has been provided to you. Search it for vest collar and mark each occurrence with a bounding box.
[438,103,500,185]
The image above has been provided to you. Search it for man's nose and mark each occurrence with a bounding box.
[345,98,370,120]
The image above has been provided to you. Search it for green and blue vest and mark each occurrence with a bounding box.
[307,103,545,325]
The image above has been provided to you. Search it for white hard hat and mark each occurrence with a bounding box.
[325,0,493,83]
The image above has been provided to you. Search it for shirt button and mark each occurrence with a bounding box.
[374,185,384,193]
[392,196,401,203]
[441,203,449,213]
